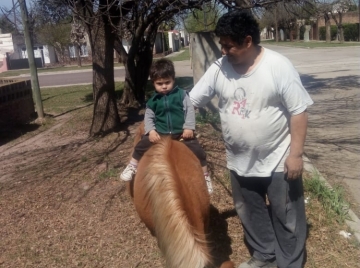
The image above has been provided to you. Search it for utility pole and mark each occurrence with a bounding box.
[19,0,44,119]
[12,0,17,30]
[203,2,207,31]
[275,7,279,43]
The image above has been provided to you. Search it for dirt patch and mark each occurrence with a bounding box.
[305,87,360,217]
[0,107,359,268]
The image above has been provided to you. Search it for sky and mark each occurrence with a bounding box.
[1,0,16,9]
[1,0,31,10]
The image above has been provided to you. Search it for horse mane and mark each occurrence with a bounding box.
[142,137,212,268]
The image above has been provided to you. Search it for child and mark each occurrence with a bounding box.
[120,58,213,194]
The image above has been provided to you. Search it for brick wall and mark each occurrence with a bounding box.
[0,79,35,124]
[318,11,359,27]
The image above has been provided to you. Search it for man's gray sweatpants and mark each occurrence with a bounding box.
[230,171,307,268]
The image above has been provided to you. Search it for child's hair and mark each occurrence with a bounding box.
[215,10,260,46]
[149,58,175,81]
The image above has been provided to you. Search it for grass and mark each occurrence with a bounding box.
[195,108,221,126]
[41,82,125,115]
[261,39,360,48]
[304,172,350,223]
[169,47,190,61]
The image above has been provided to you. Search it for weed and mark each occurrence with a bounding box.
[195,109,221,126]
[304,172,350,223]
[98,168,118,180]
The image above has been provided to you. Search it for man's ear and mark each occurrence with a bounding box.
[244,35,253,48]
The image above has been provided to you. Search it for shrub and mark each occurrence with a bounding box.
[319,23,359,41]
[343,23,359,41]
[319,25,337,40]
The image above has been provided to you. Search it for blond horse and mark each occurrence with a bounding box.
[128,122,234,268]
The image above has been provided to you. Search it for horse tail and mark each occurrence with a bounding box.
[142,138,212,268]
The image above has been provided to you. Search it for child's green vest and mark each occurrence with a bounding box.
[146,86,185,134]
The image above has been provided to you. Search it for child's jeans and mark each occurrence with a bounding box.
[132,133,207,166]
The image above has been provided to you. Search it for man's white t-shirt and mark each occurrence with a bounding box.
[190,48,313,177]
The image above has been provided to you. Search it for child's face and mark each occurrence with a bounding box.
[153,77,175,95]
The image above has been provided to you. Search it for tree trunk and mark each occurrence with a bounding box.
[87,15,121,136]
[296,23,300,41]
[338,13,344,43]
[325,14,331,43]
[76,45,82,67]
[118,39,154,107]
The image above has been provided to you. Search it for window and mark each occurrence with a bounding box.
[69,43,89,58]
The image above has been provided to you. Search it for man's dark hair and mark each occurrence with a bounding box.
[149,58,175,81]
[215,10,260,45]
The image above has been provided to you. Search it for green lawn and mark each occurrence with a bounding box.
[261,40,360,48]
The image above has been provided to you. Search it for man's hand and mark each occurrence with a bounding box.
[182,129,194,139]
[284,155,303,180]
[149,130,161,143]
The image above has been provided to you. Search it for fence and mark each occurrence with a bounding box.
[0,78,35,124]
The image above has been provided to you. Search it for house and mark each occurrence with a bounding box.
[0,32,57,72]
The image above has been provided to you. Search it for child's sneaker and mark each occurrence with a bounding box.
[120,164,137,181]
[204,174,213,194]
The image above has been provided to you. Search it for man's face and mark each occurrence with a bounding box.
[219,36,250,65]
[153,77,175,95]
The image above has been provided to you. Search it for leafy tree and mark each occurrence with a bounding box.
[37,22,71,63]
[184,2,225,33]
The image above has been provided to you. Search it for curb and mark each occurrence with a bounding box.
[303,155,360,243]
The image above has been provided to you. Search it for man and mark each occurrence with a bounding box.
[189,10,313,268]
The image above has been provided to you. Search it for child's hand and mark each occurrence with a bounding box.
[182,129,194,139]
[149,130,161,143]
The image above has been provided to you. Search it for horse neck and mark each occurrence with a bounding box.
[143,138,212,268]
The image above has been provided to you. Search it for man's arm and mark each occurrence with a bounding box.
[183,93,196,130]
[285,111,308,180]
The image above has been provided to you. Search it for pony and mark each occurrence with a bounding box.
[128,122,234,268]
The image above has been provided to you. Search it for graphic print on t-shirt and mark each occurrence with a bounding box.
[232,87,251,119]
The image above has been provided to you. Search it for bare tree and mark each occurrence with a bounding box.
[35,0,311,137]
[66,0,133,136]
[329,0,352,42]
[113,1,211,107]
[70,17,86,67]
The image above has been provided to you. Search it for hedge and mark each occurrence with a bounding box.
[319,23,359,41]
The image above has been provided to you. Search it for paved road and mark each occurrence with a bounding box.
[19,61,194,88]
[21,68,125,88]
